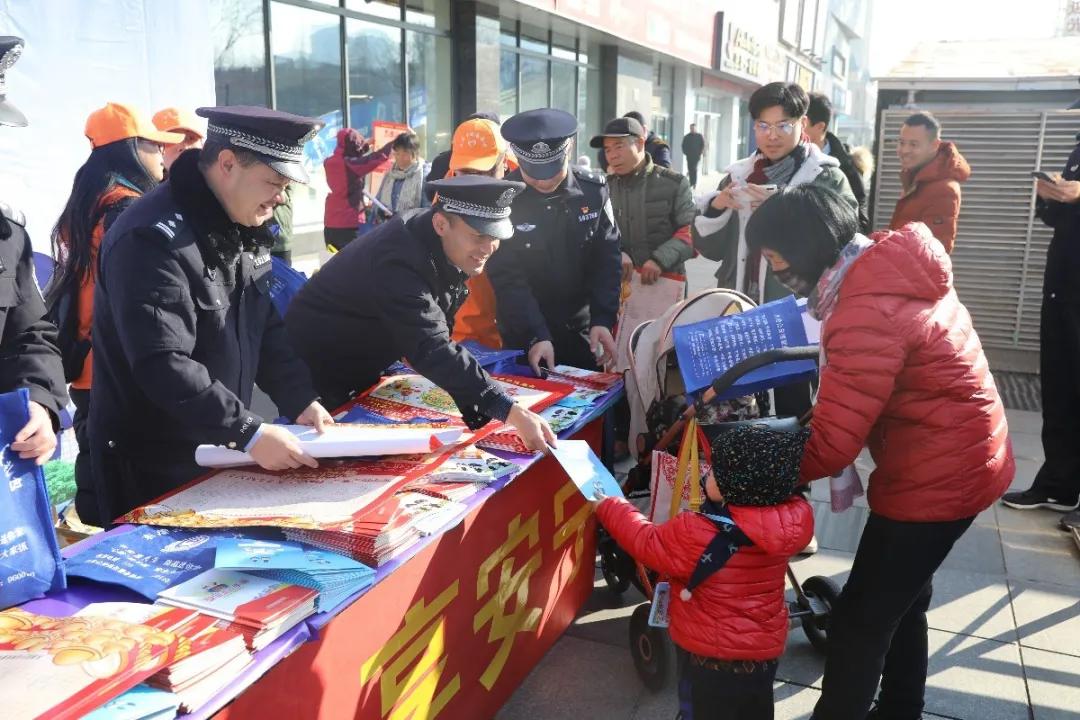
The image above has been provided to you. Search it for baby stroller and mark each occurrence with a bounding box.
[599,290,841,690]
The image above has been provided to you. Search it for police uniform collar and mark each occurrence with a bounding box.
[168,149,273,260]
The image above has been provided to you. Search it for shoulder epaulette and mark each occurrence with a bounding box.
[574,167,607,185]
[150,212,186,242]
[0,200,26,227]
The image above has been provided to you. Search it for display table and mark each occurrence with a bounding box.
[27,378,621,720]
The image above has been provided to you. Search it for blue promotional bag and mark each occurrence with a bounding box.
[0,388,66,608]
[268,256,308,318]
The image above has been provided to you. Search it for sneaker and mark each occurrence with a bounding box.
[1001,488,1079,512]
[798,534,819,555]
[1059,509,1080,532]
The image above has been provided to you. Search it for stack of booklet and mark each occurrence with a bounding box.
[157,569,317,652]
[214,538,376,612]
[285,491,468,567]
[76,602,251,715]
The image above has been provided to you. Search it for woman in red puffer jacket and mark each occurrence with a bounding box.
[746,184,1014,720]
[595,425,813,720]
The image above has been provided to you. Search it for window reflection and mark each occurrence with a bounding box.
[347,18,404,137]
[500,50,518,119]
[407,31,452,159]
[520,55,548,111]
[210,0,268,106]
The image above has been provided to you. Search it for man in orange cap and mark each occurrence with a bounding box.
[446,117,511,350]
[153,107,206,173]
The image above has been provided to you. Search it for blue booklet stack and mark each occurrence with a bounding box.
[214,538,376,612]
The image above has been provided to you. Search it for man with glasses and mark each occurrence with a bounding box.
[693,81,857,302]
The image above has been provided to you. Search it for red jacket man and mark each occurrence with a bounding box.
[889,112,970,253]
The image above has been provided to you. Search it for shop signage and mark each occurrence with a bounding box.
[714,15,788,86]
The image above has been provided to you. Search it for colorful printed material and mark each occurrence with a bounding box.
[195,423,464,468]
[156,569,316,631]
[0,607,179,720]
[550,441,623,501]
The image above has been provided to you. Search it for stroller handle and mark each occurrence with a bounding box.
[701,345,820,405]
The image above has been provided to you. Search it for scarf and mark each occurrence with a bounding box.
[744,141,812,288]
[806,233,874,512]
[807,233,874,325]
[376,161,425,215]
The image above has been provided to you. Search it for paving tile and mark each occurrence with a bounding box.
[926,568,1016,643]
[998,520,1080,587]
[567,594,645,649]
[1021,646,1080,720]
[1005,409,1043,436]
[774,681,821,719]
[1008,431,1044,464]
[923,629,1029,720]
[1010,580,1080,655]
[628,674,678,720]
[495,636,643,720]
[1010,457,1041,491]
[940,522,1007,576]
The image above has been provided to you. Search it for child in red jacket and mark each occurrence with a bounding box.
[594,425,814,720]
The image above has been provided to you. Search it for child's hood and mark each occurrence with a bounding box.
[728,495,815,556]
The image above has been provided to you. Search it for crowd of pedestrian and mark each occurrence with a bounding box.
[2,28,1080,719]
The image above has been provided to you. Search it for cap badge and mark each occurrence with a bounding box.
[497,188,517,207]
[532,141,551,154]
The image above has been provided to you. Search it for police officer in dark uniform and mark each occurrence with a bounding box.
[488,108,622,374]
[0,37,67,465]
[285,175,557,453]
[84,106,334,526]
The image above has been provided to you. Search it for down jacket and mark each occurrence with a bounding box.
[800,223,1015,522]
[889,141,970,254]
[596,495,814,661]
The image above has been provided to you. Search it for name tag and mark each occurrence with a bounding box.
[578,211,600,223]
[253,253,272,268]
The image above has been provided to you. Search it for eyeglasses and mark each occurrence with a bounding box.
[753,120,799,137]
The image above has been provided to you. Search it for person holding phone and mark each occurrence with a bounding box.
[1002,141,1080,532]
[692,82,858,304]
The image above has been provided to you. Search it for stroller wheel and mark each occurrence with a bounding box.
[600,544,632,595]
[800,575,841,655]
[629,603,671,691]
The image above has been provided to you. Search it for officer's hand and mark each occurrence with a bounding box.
[296,401,334,433]
[506,403,557,454]
[528,340,555,377]
[11,402,57,466]
[621,252,634,283]
[589,326,617,369]
[249,424,319,471]
[640,260,663,285]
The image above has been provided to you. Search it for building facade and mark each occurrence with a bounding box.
[209,0,878,229]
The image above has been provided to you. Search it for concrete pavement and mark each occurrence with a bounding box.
[497,406,1080,719]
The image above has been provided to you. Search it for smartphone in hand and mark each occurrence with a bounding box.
[1031,170,1057,183]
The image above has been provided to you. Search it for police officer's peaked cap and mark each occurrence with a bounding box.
[197,105,324,184]
[0,37,27,127]
[501,108,578,181]
[426,175,526,241]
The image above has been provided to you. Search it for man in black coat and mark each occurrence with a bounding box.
[681,123,706,187]
[285,175,556,453]
[0,36,68,465]
[806,93,870,233]
[1003,134,1080,532]
[489,108,622,374]
[84,107,333,526]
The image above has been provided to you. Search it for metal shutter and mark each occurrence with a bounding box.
[872,109,1080,370]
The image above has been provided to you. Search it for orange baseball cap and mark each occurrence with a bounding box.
[152,107,206,139]
[84,102,185,149]
[449,118,509,173]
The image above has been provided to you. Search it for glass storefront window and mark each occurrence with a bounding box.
[345,0,402,20]
[519,55,549,111]
[210,0,268,106]
[500,50,518,119]
[551,62,576,117]
[346,18,404,136]
[405,0,449,28]
[519,30,548,55]
[407,30,452,160]
[271,3,344,227]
